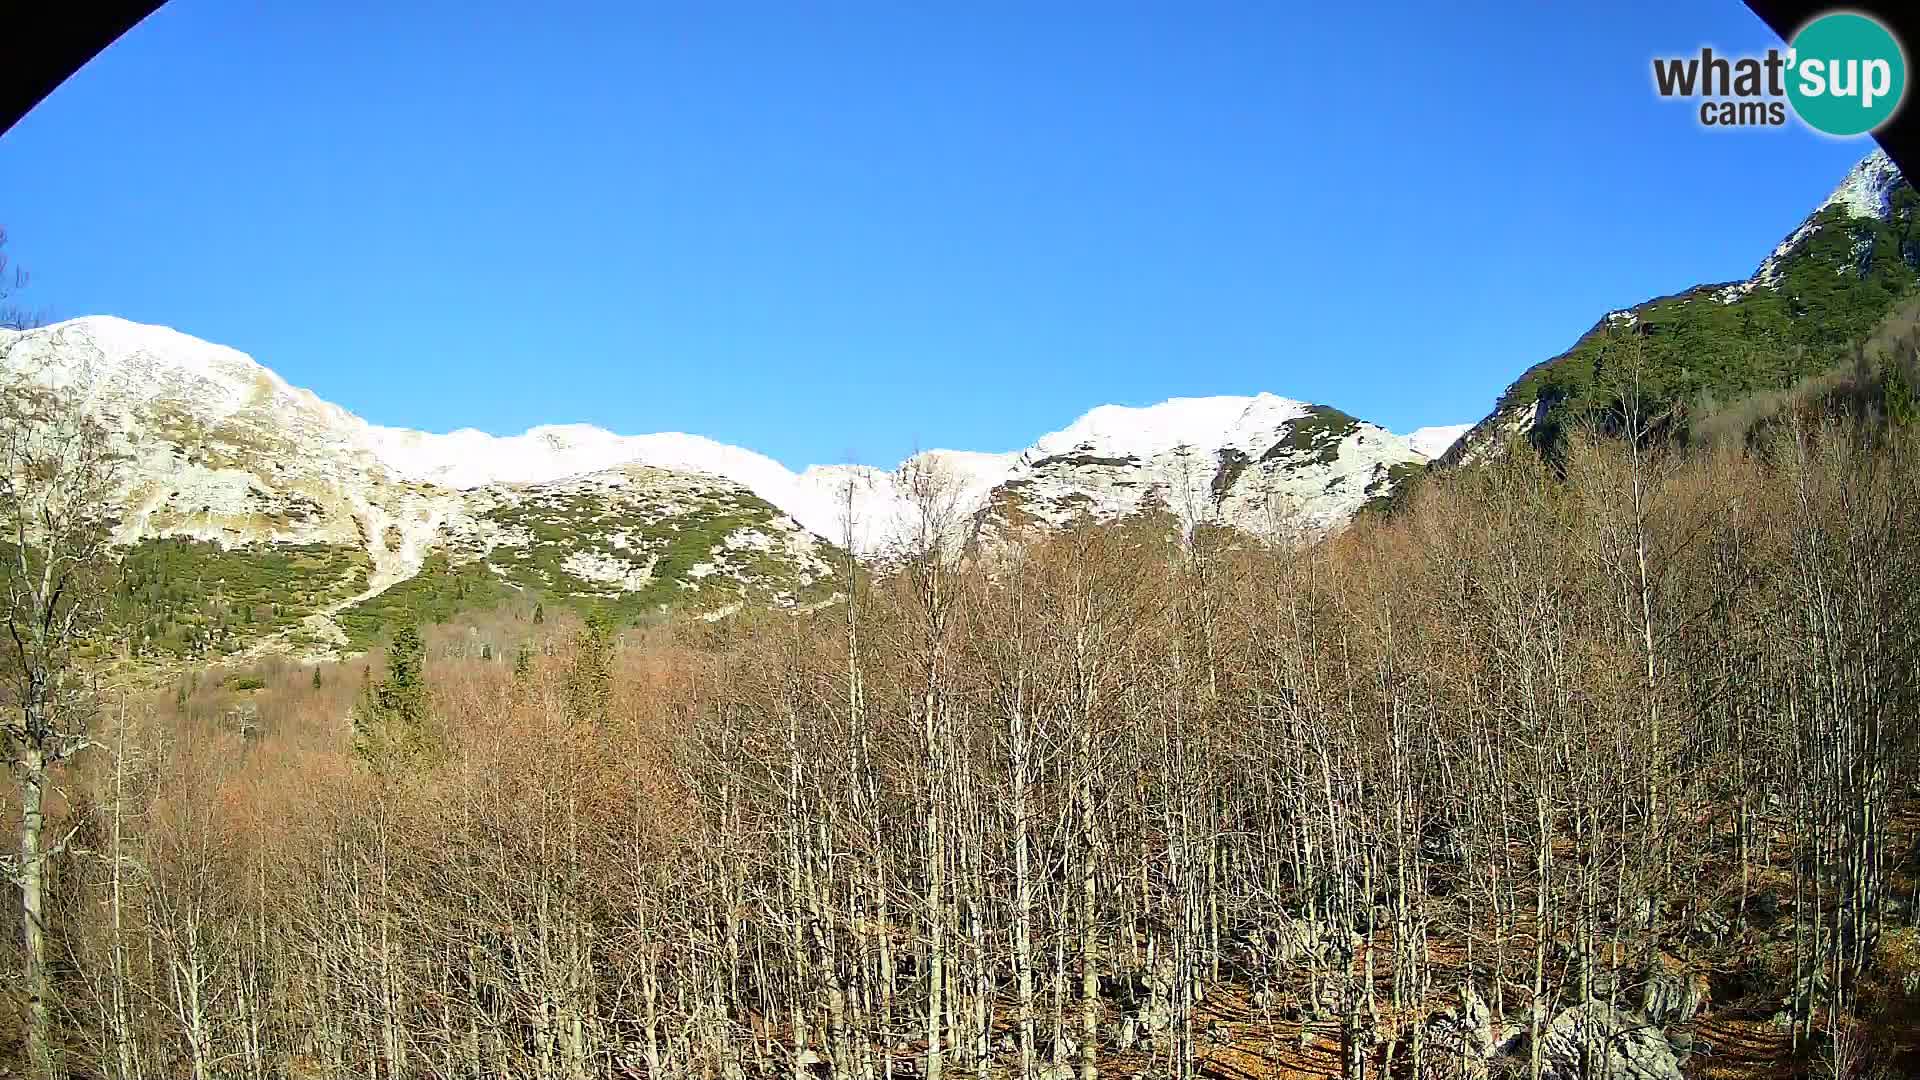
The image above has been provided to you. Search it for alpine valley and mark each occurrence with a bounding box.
[0,315,1461,663]
[3,149,1913,666]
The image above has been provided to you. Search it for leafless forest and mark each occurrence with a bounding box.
[7,414,1920,1080]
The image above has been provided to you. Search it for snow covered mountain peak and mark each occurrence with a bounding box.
[16,314,282,382]
[3,315,293,410]
[1029,393,1316,461]
[1822,148,1902,222]
[5,316,1462,597]
[1405,424,1471,459]
[1734,149,1908,295]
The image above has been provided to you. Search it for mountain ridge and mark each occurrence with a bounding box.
[6,314,1463,552]
[2,315,1453,659]
[12,146,1905,660]
[1443,148,1919,466]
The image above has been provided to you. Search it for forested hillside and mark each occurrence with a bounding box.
[16,0,1920,1074]
[6,148,1920,1080]
[8,396,1919,1080]
[1446,150,1919,466]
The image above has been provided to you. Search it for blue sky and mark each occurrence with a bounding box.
[0,0,1884,469]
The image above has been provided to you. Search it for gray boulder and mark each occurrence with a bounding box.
[1538,1003,1682,1080]
[1692,908,1732,943]
[1272,916,1359,967]
[1640,967,1706,1027]
[1451,983,1496,1057]
[1426,983,1518,1077]
[1783,969,1830,1017]
[1137,998,1173,1037]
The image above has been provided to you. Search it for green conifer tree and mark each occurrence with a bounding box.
[352,625,433,773]
[566,607,617,727]
[1884,351,1917,426]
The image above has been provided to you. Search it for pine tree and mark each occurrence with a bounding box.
[1884,345,1917,425]
[566,607,617,727]
[533,602,545,625]
[352,625,433,773]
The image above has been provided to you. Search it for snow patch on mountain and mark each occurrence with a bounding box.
[1405,424,1471,459]
[1736,148,1903,297]
[6,316,1459,562]
[1028,395,1312,460]
[794,451,1020,554]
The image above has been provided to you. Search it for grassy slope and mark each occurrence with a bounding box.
[338,484,840,649]
[1501,184,1920,450]
[336,552,512,651]
[108,538,371,660]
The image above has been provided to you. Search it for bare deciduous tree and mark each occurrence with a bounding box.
[1,363,124,1079]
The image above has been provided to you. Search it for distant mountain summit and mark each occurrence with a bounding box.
[1446,148,1918,465]
[0,317,845,657]
[1,315,1457,658]
[366,390,1450,553]
[965,395,1430,545]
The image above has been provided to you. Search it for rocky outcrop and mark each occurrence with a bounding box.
[1425,983,1523,1076]
[1640,963,1708,1028]
[0,318,844,656]
[1538,1003,1683,1080]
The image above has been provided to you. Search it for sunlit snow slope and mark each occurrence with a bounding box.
[2,316,1460,640]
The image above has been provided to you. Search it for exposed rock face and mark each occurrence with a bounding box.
[1640,965,1708,1027]
[0,317,842,655]
[3,315,1457,657]
[1426,982,1524,1077]
[1538,1004,1683,1080]
[1426,985,1496,1061]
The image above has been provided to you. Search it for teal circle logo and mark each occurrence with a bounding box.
[1787,12,1906,136]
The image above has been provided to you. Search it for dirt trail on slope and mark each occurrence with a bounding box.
[232,544,421,664]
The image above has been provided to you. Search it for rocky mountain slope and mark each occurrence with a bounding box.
[1445,149,1919,465]
[1,317,842,657]
[2,315,1459,658]
[964,395,1430,545]
[371,392,1449,555]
